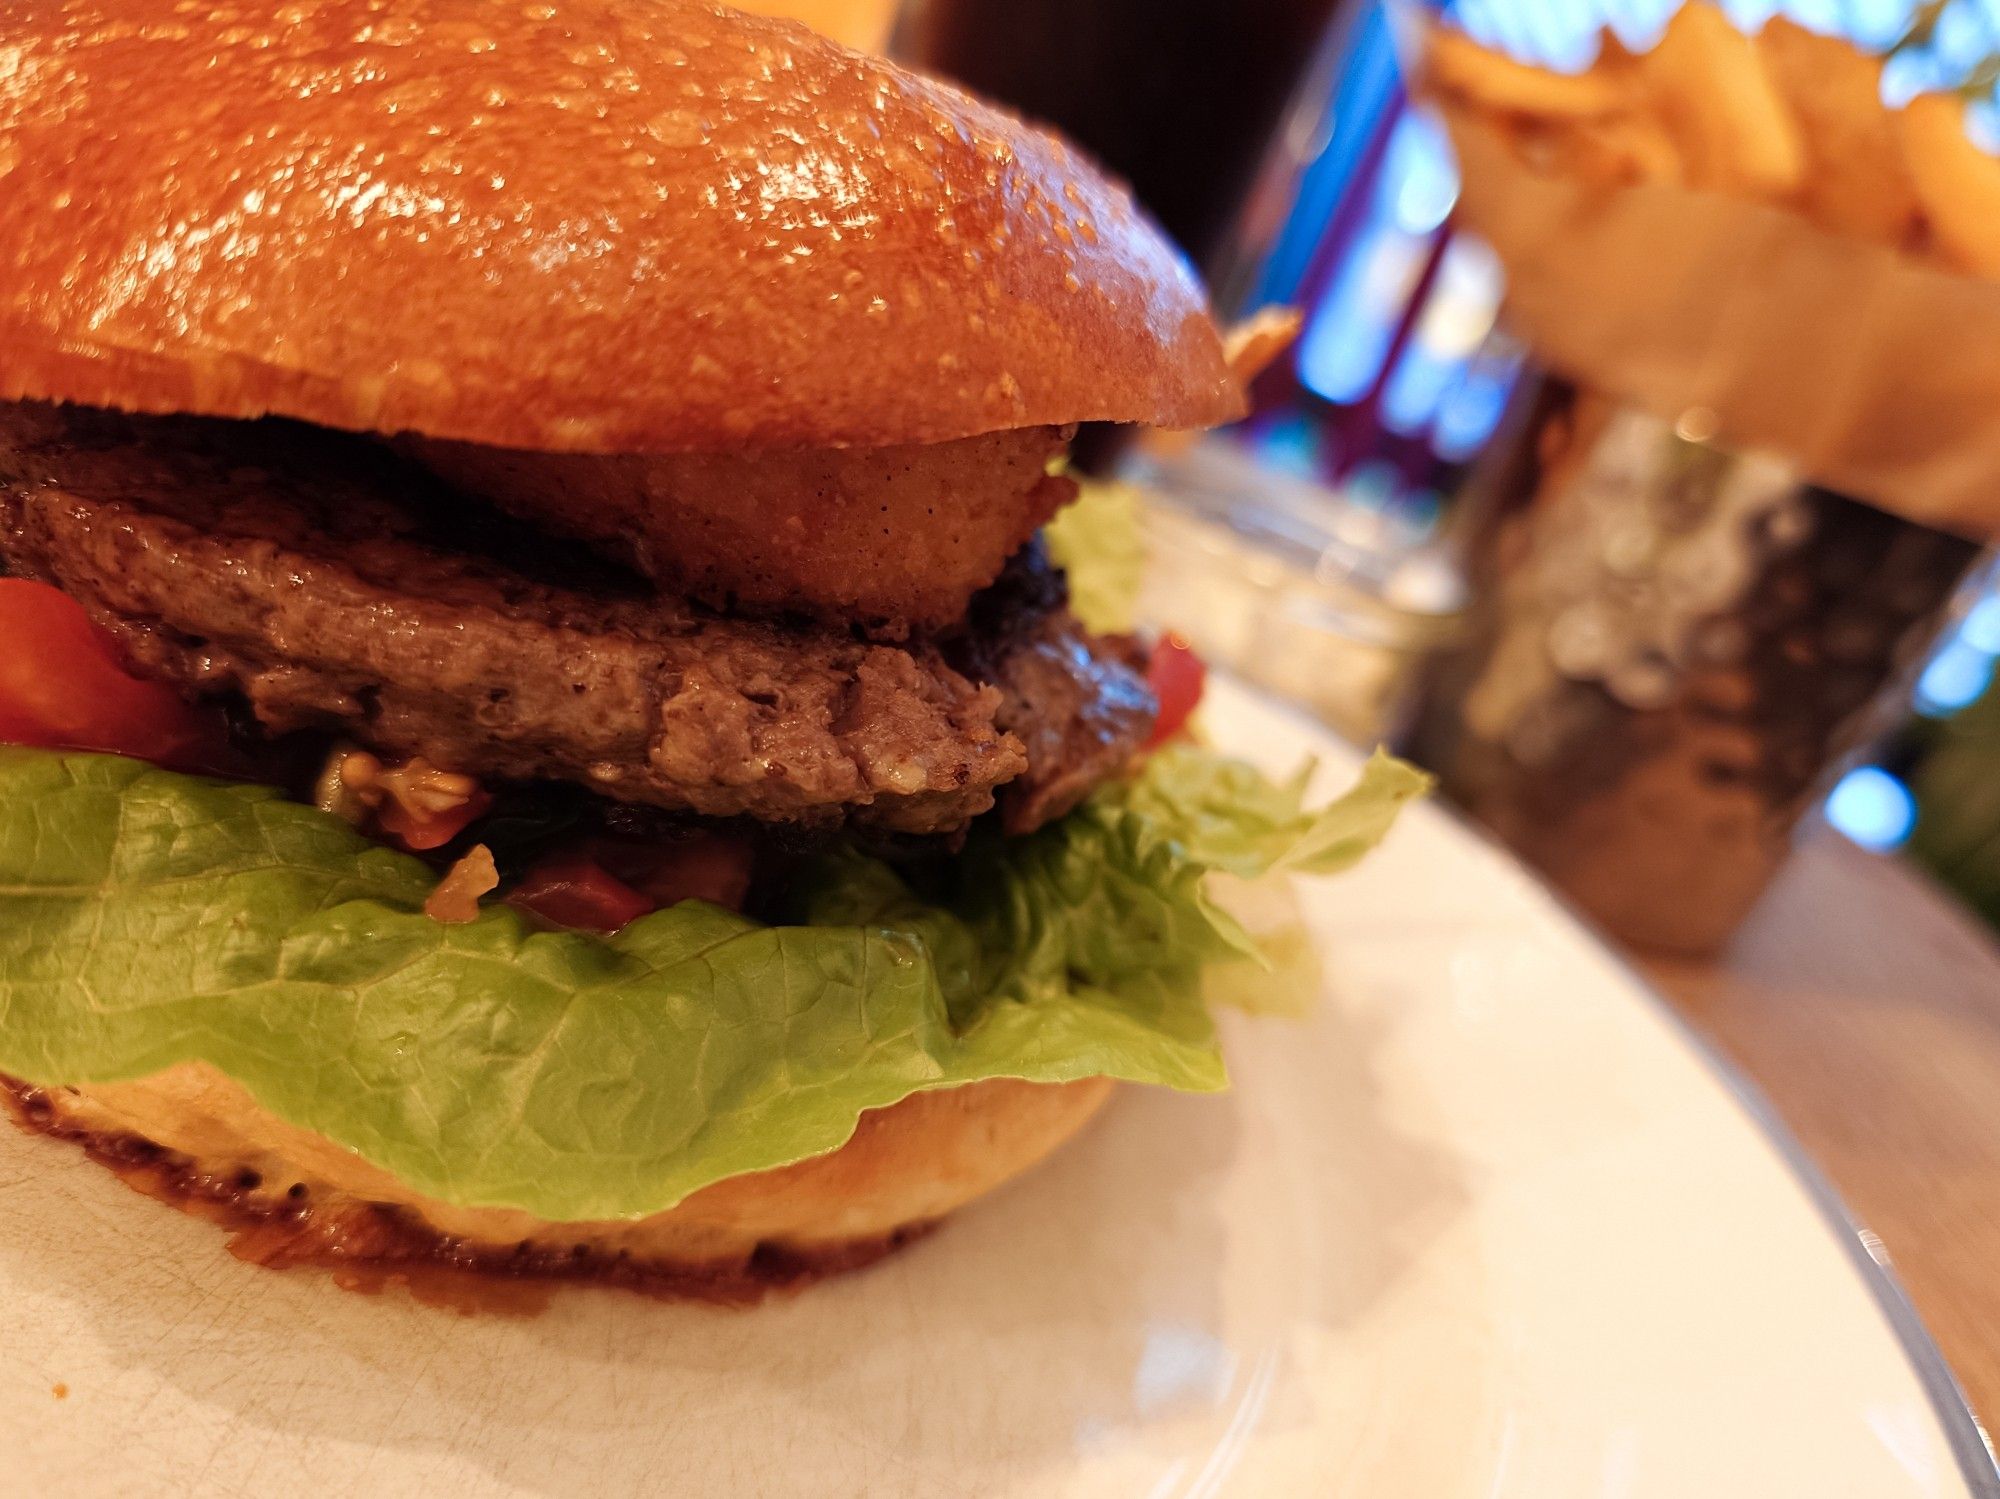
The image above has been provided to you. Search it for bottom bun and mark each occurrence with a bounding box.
[3,1067,1116,1301]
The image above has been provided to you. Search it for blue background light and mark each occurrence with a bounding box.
[1825,767,1919,852]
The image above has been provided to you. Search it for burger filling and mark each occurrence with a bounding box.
[0,402,1144,836]
[0,397,1425,1229]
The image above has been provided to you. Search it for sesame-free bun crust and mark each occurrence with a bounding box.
[0,0,1242,454]
[8,1068,1116,1297]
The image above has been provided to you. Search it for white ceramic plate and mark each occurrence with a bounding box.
[2,680,1993,1498]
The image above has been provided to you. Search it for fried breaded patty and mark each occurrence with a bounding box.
[407,426,1077,636]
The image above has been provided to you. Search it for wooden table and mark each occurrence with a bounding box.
[1644,829,2000,1432]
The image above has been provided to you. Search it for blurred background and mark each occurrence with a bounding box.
[740,0,2000,951]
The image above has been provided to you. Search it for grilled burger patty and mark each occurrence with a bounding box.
[0,402,1153,835]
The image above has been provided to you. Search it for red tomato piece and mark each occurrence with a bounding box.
[608,832,756,912]
[1143,632,1207,749]
[377,789,496,852]
[0,578,239,774]
[508,855,657,934]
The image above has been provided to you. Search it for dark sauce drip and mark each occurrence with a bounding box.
[3,1079,932,1313]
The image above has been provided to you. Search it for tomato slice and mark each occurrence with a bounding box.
[0,579,240,774]
[508,855,657,934]
[1143,632,1206,749]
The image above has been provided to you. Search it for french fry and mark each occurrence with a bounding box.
[1757,16,1921,247]
[1223,307,1303,388]
[1511,110,1684,191]
[1584,110,1684,187]
[1568,28,1683,186]
[1638,1,1805,199]
[1898,91,2000,278]
[1424,26,1625,121]
[1141,309,1301,461]
[1591,26,1642,76]
[1423,23,1682,192]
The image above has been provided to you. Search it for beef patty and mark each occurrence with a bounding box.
[0,403,1153,835]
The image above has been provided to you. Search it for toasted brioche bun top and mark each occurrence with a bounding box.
[0,0,1244,453]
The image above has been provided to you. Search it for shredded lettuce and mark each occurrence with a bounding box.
[0,745,1425,1222]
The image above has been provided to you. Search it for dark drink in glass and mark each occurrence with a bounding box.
[893,0,1354,278]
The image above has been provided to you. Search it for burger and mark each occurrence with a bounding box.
[0,0,1422,1296]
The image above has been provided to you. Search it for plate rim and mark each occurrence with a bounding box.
[1627,948,2000,1496]
[1225,677,1999,1494]
[1429,789,2000,1496]
[1672,987,2000,1499]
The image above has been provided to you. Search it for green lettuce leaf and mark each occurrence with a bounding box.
[1044,479,1147,634]
[0,743,1422,1222]
[1112,745,1431,878]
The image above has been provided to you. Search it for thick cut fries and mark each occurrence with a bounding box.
[1638,3,1805,198]
[1757,16,1922,246]
[1423,25,1625,119]
[1899,91,2000,277]
[1420,3,2000,282]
